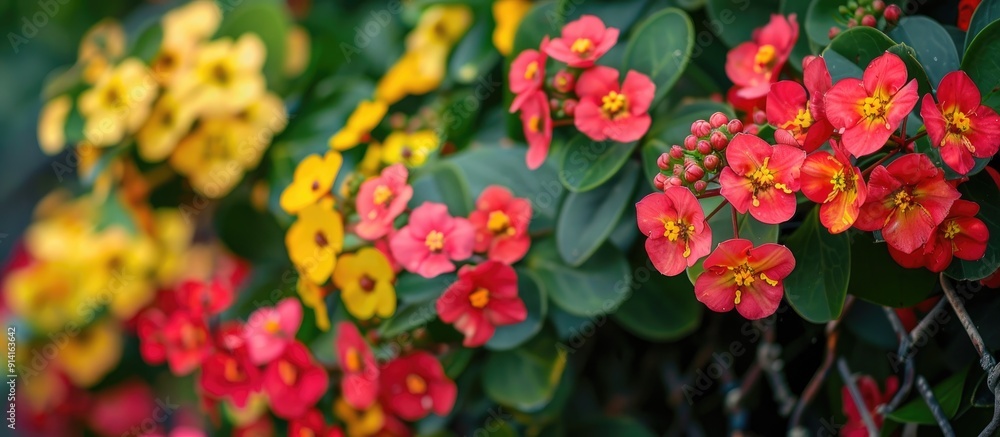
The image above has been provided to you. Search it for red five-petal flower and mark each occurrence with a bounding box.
[335,322,379,410]
[436,261,527,347]
[920,70,1000,175]
[379,352,457,421]
[695,239,796,320]
[888,199,989,272]
[800,140,867,233]
[263,341,329,420]
[725,14,800,100]
[636,187,712,276]
[469,186,533,264]
[573,66,655,143]
[720,133,806,224]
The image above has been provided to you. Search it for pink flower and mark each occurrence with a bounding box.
[920,70,1000,175]
[509,38,548,112]
[244,298,302,366]
[469,186,532,264]
[356,164,414,241]
[719,133,805,224]
[725,14,800,100]
[516,90,553,169]
[636,187,712,276]
[436,261,528,347]
[335,322,379,410]
[573,66,655,143]
[544,15,619,68]
[390,202,475,278]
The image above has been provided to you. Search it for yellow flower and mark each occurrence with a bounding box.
[181,34,267,116]
[375,48,447,104]
[151,208,194,286]
[330,100,388,151]
[152,1,221,86]
[334,397,385,437]
[136,91,198,161]
[297,276,330,332]
[90,228,158,320]
[492,0,533,56]
[240,92,288,152]
[78,19,126,83]
[359,142,384,177]
[333,247,396,320]
[381,130,439,167]
[284,25,311,77]
[286,203,345,284]
[169,117,260,198]
[406,5,473,50]
[58,319,123,388]
[4,261,94,332]
[38,95,72,155]
[280,151,343,214]
[78,58,159,147]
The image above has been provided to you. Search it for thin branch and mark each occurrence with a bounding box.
[758,323,797,416]
[838,357,880,436]
[915,375,956,437]
[940,275,993,365]
[731,207,740,239]
[881,306,916,414]
[788,297,855,432]
[704,199,729,222]
[909,298,949,345]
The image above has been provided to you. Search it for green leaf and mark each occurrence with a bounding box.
[561,0,649,31]
[623,8,694,106]
[486,269,548,351]
[848,232,937,307]
[885,43,933,96]
[528,239,631,317]
[613,263,702,341]
[965,0,1000,53]
[409,162,473,217]
[559,135,637,192]
[686,197,780,284]
[394,273,455,304]
[482,329,568,412]
[946,170,1000,281]
[784,208,850,323]
[822,27,931,95]
[215,0,290,86]
[888,367,969,424]
[805,0,842,47]
[377,299,438,338]
[556,160,639,266]
[447,15,501,86]
[889,16,960,89]
[961,20,1000,113]
[214,189,287,265]
[781,0,814,71]
[705,0,781,48]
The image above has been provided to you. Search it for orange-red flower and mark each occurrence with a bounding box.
[888,199,988,272]
[841,375,899,437]
[855,153,961,254]
[378,352,457,421]
[436,261,527,347]
[719,133,805,224]
[725,14,799,100]
[694,239,796,320]
[635,187,712,276]
[920,70,1000,175]
[800,140,867,233]
[766,57,833,152]
[824,53,919,157]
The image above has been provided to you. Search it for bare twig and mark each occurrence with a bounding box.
[908,298,948,346]
[881,307,915,413]
[915,375,956,437]
[838,357,880,436]
[788,297,855,432]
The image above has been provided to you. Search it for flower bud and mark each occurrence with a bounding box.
[847,1,858,10]
[838,5,850,15]
[668,176,683,187]
[709,112,729,128]
[846,18,857,28]
[703,154,720,171]
[553,70,576,93]
[710,131,728,151]
[872,0,885,12]
[550,98,561,111]
[691,120,712,138]
[745,124,760,135]
[727,119,744,134]
[884,4,901,23]
[828,26,841,40]
[861,14,876,27]
[693,180,708,193]
[684,165,705,183]
[657,153,671,170]
[653,173,667,191]
[684,135,698,150]
[673,164,684,176]
[697,140,712,155]
[562,99,577,117]
[753,110,767,125]
[669,145,685,160]
[855,7,866,18]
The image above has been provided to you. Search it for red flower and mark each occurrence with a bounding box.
[199,347,261,408]
[378,352,457,421]
[176,278,234,317]
[137,308,168,365]
[800,140,868,233]
[766,57,833,153]
[636,187,713,276]
[356,164,414,241]
[162,310,212,376]
[390,202,475,278]
[889,199,989,271]
[920,70,1000,175]
[86,381,155,437]
[289,409,344,437]
[573,66,654,143]
[469,186,532,264]
[335,322,379,410]
[263,341,329,420]
[855,153,961,254]
[804,56,833,135]
[436,261,528,347]
[509,38,548,112]
[824,53,919,157]
[725,14,800,100]
[544,15,618,68]
[694,239,796,320]
[841,375,899,437]
[515,90,553,170]
[719,133,805,224]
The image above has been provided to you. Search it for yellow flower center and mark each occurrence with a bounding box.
[180,323,202,349]
[487,211,515,236]
[223,357,244,382]
[860,94,891,126]
[754,44,776,70]
[950,110,971,133]
[469,287,490,309]
[663,219,697,258]
[830,170,847,193]
[528,115,541,133]
[345,347,362,373]
[210,62,232,86]
[601,91,628,118]
[792,108,813,129]
[893,190,915,213]
[278,360,298,386]
[264,319,281,334]
[405,374,427,394]
[524,61,538,80]
[571,38,593,55]
[373,185,393,205]
[748,157,792,207]
[943,220,961,240]
[425,230,445,252]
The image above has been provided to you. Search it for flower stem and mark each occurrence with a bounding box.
[731,207,740,239]
[696,188,721,199]
[862,150,900,177]
[704,199,729,222]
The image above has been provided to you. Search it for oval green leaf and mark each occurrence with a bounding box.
[848,232,937,307]
[556,160,639,266]
[613,262,702,341]
[528,239,631,317]
[783,207,851,323]
[889,16,960,88]
[482,330,568,412]
[961,19,1000,112]
[705,0,781,48]
[559,135,637,192]
[623,8,695,106]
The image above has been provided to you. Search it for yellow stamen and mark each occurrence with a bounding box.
[264,319,281,334]
[524,61,538,80]
[278,360,298,386]
[950,111,971,133]
[893,190,914,213]
[345,348,362,373]
[405,374,427,394]
[570,38,593,54]
[943,220,961,240]
[601,91,628,118]
[425,230,445,252]
[735,290,742,305]
[754,44,776,69]
[223,358,244,382]
[487,211,515,236]
[469,288,490,309]
[528,115,541,133]
[373,185,393,205]
[759,272,779,286]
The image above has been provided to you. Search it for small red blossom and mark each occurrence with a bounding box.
[800,140,868,233]
[573,66,654,143]
[335,322,379,410]
[719,133,806,224]
[390,202,475,278]
[199,347,261,408]
[889,199,989,271]
[855,153,961,254]
[824,52,919,157]
[695,239,796,320]
[176,278,234,317]
[263,341,329,420]
[635,187,712,276]
[841,375,899,437]
[356,164,414,241]
[469,186,532,264]
[137,308,168,365]
[162,310,212,376]
[289,409,344,437]
[766,57,834,152]
[378,352,457,421]
[544,15,618,68]
[436,261,527,347]
[509,38,548,112]
[920,70,1000,175]
[726,14,800,100]
[516,90,554,170]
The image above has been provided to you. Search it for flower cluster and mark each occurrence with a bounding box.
[508,15,656,169]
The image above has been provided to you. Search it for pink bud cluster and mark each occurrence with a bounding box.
[653,112,742,194]
[828,0,900,39]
